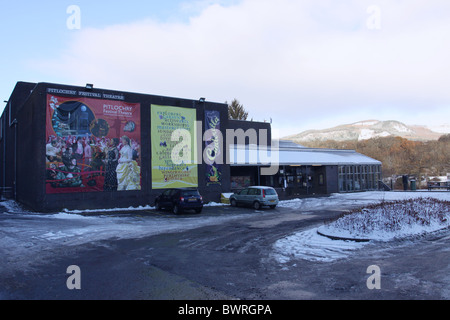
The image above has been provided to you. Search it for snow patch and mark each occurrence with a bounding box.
[63,205,154,214]
[320,198,450,241]
[428,123,450,133]
[273,228,367,263]
[204,202,227,207]
[392,123,412,133]
[273,192,450,263]
[0,200,32,214]
[352,120,379,127]
[358,129,390,141]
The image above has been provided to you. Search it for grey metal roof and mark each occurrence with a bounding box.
[229,143,381,166]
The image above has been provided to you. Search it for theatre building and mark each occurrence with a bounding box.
[0,82,382,212]
[229,140,383,197]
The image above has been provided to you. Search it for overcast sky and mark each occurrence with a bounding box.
[2,0,450,137]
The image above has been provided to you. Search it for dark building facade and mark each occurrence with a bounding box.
[1,82,265,211]
[1,82,381,212]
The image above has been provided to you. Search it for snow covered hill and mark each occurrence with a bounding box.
[284,120,444,143]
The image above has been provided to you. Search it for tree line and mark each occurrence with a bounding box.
[225,97,449,181]
[300,135,450,179]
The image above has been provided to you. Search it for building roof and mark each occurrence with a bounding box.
[229,142,382,167]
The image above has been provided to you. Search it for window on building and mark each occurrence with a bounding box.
[339,164,381,192]
[319,174,324,186]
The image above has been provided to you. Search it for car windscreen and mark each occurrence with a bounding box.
[180,190,200,197]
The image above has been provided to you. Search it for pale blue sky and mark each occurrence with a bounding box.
[2,0,450,136]
[1,1,219,102]
[1,1,237,108]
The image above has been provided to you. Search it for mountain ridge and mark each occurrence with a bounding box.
[284,120,446,143]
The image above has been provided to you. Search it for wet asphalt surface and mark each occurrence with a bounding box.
[1,203,449,301]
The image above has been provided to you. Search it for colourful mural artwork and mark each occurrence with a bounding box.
[45,94,141,193]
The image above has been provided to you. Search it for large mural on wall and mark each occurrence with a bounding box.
[45,94,141,194]
[151,105,198,189]
[204,110,222,186]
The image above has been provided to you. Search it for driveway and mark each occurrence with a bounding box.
[1,193,449,300]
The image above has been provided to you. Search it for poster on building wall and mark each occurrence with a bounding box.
[204,110,222,185]
[151,105,198,189]
[45,94,141,194]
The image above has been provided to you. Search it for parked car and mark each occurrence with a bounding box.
[154,189,203,214]
[229,186,279,210]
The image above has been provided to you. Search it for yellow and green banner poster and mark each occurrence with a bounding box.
[45,94,141,194]
[151,105,198,189]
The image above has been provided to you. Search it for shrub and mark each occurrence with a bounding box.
[329,198,449,237]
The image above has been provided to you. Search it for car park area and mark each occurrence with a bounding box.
[1,191,449,300]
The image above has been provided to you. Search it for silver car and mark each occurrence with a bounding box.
[229,186,279,210]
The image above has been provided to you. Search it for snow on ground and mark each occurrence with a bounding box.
[277,190,450,211]
[0,201,243,247]
[273,228,368,263]
[1,191,449,265]
[273,191,450,263]
[63,205,155,214]
[319,198,449,241]
[0,200,248,273]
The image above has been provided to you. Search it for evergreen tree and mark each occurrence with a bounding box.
[227,99,249,120]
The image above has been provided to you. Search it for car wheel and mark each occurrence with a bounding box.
[173,205,181,215]
[195,208,202,214]
[155,201,162,210]
[230,199,237,207]
[253,201,261,210]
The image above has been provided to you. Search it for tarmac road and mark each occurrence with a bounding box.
[1,203,449,300]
